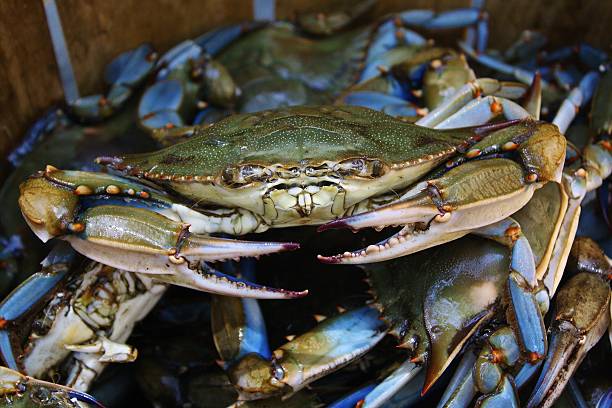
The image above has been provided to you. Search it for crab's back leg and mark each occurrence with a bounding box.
[18,168,303,299]
[437,218,548,407]
[227,307,386,401]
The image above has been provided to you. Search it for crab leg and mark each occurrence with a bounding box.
[19,169,303,298]
[227,307,386,400]
[416,78,528,128]
[72,44,158,122]
[553,71,600,134]
[526,240,611,408]
[212,259,271,369]
[0,242,75,371]
[436,347,478,407]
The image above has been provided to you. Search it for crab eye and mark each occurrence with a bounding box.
[277,167,301,178]
[272,363,285,381]
[336,158,385,178]
[221,165,270,185]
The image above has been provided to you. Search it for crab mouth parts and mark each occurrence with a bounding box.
[318,221,431,263]
[263,181,346,219]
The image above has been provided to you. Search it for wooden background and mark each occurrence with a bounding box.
[1,0,611,157]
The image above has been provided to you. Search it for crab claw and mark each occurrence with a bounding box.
[19,172,303,299]
[318,158,538,264]
[526,272,610,408]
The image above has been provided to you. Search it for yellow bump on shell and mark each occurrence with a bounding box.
[45,165,59,173]
[502,141,519,151]
[465,149,481,159]
[105,185,121,195]
[74,185,93,196]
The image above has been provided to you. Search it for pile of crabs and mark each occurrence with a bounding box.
[0,1,610,407]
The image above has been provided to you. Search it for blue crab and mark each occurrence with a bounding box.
[2,2,611,406]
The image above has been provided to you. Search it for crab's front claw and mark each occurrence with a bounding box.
[19,170,303,299]
[526,272,610,408]
[319,158,539,264]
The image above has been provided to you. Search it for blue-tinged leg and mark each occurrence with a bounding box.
[437,348,478,408]
[361,360,421,408]
[553,71,600,134]
[212,259,271,370]
[459,41,542,86]
[328,384,377,408]
[416,78,527,128]
[139,79,186,131]
[155,40,203,80]
[565,378,590,408]
[228,307,386,400]
[0,242,76,370]
[476,375,519,408]
[526,271,610,408]
[71,44,158,122]
[514,361,542,388]
[434,95,531,129]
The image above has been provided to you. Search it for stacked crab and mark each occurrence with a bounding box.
[0,2,610,407]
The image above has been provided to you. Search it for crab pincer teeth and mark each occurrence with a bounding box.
[318,194,438,233]
[180,235,299,262]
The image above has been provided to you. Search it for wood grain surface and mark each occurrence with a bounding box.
[1,0,610,157]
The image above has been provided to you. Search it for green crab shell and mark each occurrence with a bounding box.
[101,105,485,223]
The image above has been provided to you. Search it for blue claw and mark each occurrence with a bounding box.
[138,80,186,129]
[104,43,156,88]
[0,242,76,369]
[70,44,157,121]
[156,40,203,80]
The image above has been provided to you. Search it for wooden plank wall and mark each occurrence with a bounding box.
[1,0,610,157]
